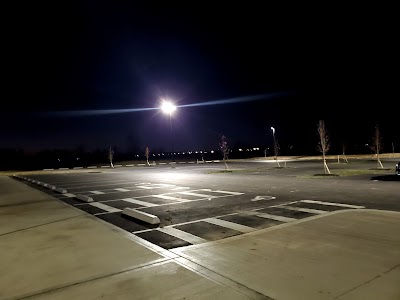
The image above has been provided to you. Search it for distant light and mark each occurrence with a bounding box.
[253,148,257,150]
[239,149,243,152]
[211,150,214,154]
[161,100,176,115]
[271,126,275,134]
[195,151,198,153]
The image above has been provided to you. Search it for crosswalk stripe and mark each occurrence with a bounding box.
[246,211,296,222]
[90,191,105,195]
[282,206,327,214]
[158,227,207,244]
[152,194,187,202]
[300,200,365,209]
[121,198,159,207]
[204,218,255,233]
[89,202,121,213]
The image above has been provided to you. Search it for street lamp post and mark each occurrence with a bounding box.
[161,100,176,167]
[271,126,280,167]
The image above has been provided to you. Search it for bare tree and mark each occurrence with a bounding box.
[342,142,349,163]
[108,146,114,168]
[317,120,331,174]
[220,135,230,170]
[145,147,150,166]
[370,124,384,169]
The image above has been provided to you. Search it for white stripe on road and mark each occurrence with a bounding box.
[201,189,244,196]
[300,200,365,209]
[249,211,296,223]
[90,191,105,195]
[114,188,131,192]
[138,164,146,166]
[89,202,121,213]
[121,198,159,207]
[158,227,207,244]
[178,191,215,198]
[126,164,135,167]
[282,206,327,214]
[171,187,190,191]
[159,163,167,165]
[136,185,154,189]
[204,218,255,233]
[153,195,186,202]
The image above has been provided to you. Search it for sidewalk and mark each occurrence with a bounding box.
[1,176,399,300]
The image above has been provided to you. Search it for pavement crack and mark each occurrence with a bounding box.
[333,263,400,299]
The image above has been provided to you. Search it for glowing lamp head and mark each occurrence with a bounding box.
[161,100,176,115]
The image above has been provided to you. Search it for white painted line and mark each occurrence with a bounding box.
[178,162,186,164]
[87,166,97,169]
[159,163,167,165]
[101,165,110,168]
[114,164,122,167]
[121,198,159,207]
[171,187,191,191]
[202,189,244,196]
[282,206,327,214]
[138,163,146,166]
[75,194,93,202]
[301,200,365,209]
[158,227,207,244]
[59,168,69,170]
[64,193,76,198]
[114,188,131,192]
[188,162,196,164]
[247,211,295,223]
[90,191,105,195]
[205,160,212,163]
[178,191,214,198]
[204,218,255,233]
[123,208,160,224]
[151,183,174,188]
[89,202,121,213]
[136,185,154,189]
[126,164,135,167]
[213,160,220,163]
[153,194,186,202]
[43,168,54,171]
[73,167,83,169]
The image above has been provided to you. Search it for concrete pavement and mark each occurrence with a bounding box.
[1,176,399,300]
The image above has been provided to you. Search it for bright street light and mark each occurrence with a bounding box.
[161,99,177,167]
[161,100,176,115]
[271,126,275,134]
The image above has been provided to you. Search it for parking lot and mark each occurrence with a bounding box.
[14,164,370,250]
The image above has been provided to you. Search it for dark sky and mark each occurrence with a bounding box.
[1,2,398,154]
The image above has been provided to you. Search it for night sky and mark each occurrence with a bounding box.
[2,3,398,155]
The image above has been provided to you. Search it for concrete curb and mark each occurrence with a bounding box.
[75,194,93,202]
[54,187,67,194]
[122,208,160,225]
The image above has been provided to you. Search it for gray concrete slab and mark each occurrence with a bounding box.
[26,261,252,300]
[174,210,400,300]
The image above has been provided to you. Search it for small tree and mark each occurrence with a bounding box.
[220,135,230,170]
[108,146,114,168]
[370,124,384,169]
[317,120,331,174]
[145,147,150,166]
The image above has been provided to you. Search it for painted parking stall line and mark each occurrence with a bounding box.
[204,218,255,233]
[282,206,327,214]
[177,191,216,198]
[246,211,296,223]
[114,188,131,192]
[157,227,207,245]
[121,198,159,208]
[152,194,187,202]
[300,200,365,209]
[90,191,105,195]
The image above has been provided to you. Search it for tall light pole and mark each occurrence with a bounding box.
[161,100,176,167]
[271,126,280,167]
